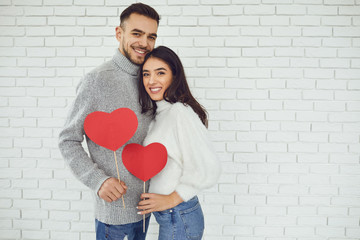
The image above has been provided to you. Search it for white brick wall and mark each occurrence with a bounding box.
[0,0,359,239]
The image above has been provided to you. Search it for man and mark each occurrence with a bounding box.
[58,3,160,240]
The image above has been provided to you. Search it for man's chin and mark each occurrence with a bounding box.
[130,56,145,65]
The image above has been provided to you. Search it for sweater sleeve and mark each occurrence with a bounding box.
[174,105,221,202]
[58,74,110,193]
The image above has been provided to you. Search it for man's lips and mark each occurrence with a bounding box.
[133,48,147,55]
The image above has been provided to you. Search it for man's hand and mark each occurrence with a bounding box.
[137,191,183,215]
[98,177,127,203]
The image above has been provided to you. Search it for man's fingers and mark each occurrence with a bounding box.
[104,196,113,203]
[120,181,128,189]
[113,181,126,195]
[108,191,119,201]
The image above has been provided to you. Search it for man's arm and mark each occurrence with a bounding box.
[58,74,126,201]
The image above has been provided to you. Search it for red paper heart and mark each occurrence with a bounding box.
[122,143,167,182]
[84,108,138,151]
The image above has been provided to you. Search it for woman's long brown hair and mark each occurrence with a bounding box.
[138,46,208,127]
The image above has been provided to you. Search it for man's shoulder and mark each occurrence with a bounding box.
[88,59,116,78]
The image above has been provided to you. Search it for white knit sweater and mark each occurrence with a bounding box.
[143,100,221,202]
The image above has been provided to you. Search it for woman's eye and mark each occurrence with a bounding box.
[143,73,149,77]
[158,72,165,75]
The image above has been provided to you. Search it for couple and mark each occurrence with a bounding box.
[58,3,221,240]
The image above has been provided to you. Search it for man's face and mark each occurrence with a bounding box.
[116,13,158,65]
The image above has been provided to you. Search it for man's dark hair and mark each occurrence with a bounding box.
[120,3,160,28]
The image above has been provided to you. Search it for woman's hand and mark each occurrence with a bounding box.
[137,191,183,215]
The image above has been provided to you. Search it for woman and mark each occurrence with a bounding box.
[136,46,221,240]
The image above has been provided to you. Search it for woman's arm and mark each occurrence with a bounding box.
[137,191,183,215]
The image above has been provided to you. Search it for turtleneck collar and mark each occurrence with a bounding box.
[112,48,139,76]
[156,100,172,113]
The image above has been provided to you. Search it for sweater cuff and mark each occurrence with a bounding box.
[175,184,199,202]
[79,168,110,194]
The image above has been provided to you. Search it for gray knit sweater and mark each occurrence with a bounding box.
[58,49,152,225]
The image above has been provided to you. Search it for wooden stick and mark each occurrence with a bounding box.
[114,151,125,208]
[143,181,145,233]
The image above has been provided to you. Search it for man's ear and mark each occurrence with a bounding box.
[115,26,123,42]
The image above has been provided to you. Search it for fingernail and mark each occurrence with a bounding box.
[136,206,138,209]
[137,212,141,215]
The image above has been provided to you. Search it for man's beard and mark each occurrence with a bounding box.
[122,42,142,66]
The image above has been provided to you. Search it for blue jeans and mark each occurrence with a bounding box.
[95,217,150,240]
[153,196,204,240]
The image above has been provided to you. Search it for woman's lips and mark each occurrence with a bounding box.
[149,87,161,93]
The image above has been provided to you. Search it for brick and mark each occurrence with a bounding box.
[51,231,79,240]
[168,17,197,26]
[336,69,360,79]
[17,16,46,26]
[0,47,25,56]
[256,206,287,216]
[339,6,360,15]
[244,5,275,15]
[168,0,200,4]
[55,27,83,36]
[227,142,256,152]
[242,47,274,57]
[339,48,360,58]
[237,90,268,99]
[18,58,46,67]
[241,27,271,36]
[334,27,360,37]
[239,68,271,78]
[323,38,351,47]
[267,216,297,226]
[45,37,73,47]
[229,16,259,26]
[0,230,21,239]
[0,26,24,36]
[179,48,208,57]
[259,38,291,47]
[0,37,13,47]
[48,17,76,26]
[256,79,285,89]
[235,153,266,163]
[220,100,250,110]
[330,112,360,122]
[0,17,15,25]
[182,6,212,15]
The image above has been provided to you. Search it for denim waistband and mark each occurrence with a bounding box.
[157,196,199,214]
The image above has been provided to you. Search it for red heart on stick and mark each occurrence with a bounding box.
[84,108,138,151]
[122,143,167,182]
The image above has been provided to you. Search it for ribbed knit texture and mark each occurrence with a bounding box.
[144,101,221,202]
[58,49,152,225]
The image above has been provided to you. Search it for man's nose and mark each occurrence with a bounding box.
[139,36,148,48]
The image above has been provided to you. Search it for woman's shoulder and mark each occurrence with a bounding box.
[168,102,203,126]
[169,102,194,116]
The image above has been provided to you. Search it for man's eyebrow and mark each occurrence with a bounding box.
[131,28,144,34]
[131,28,157,38]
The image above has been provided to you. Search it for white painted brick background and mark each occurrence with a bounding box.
[0,0,360,239]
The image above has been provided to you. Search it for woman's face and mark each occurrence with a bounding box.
[142,57,173,101]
